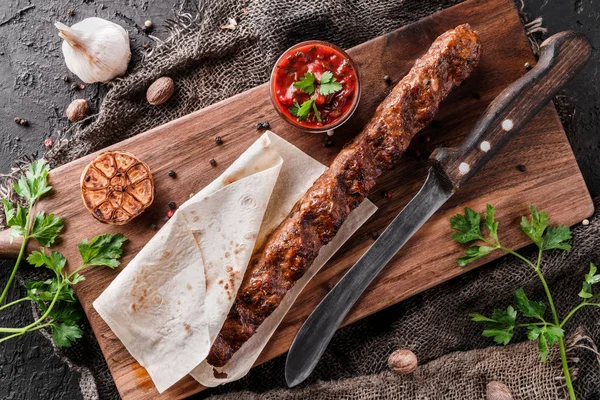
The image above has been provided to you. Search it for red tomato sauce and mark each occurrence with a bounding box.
[272,43,358,129]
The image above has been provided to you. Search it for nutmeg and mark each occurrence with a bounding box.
[387,349,418,374]
[146,77,175,105]
[66,99,89,122]
[486,381,513,400]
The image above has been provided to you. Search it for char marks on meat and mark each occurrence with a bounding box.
[207,24,482,367]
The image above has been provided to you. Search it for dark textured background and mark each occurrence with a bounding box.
[0,0,598,399]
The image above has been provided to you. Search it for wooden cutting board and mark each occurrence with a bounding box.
[0,0,593,398]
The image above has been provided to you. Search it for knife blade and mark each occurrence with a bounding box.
[285,30,591,387]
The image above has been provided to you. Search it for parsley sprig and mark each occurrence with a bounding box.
[1,161,127,348]
[289,71,343,121]
[1,160,62,305]
[451,204,595,400]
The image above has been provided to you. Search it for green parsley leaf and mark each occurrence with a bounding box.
[456,245,495,266]
[14,160,52,203]
[78,233,127,268]
[485,203,499,240]
[586,263,600,283]
[537,331,549,361]
[30,211,63,247]
[579,263,600,299]
[541,225,572,251]
[288,101,301,117]
[2,199,27,241]
[470,313,497,323]
[293,72,316,95]
[48,301,84,324]
[27,249,67,276]
[450,207,484,243]
[319,71,343,96]
[526,325,564,361]
[514,288,546,319]
[292,99,315,121]
[51,321,83,349]
[47,301,84,348]
[26,279,75,302]
[471,306,517,345]
[320,71,334,84]
[579,281,594,299]
[520,204,549,248]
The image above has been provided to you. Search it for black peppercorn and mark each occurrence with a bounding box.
[370,231,379,239]
[214,136,223,145]
[62,75,69,82]
[168,169,177,178]
[383,75,391,84]
[19,119,28,127]
[517,164,527,172]
[209,158,217,167]
[168,201,176,209]
[71,83,79,91]
[324,137,334,148]
[255,121,270,130]
[85,175,91,182]
[14,117,21,124]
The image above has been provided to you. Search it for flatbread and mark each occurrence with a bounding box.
[94,132,377,392]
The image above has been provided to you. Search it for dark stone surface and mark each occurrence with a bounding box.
[0,1,185,399]
[0,0,597,399]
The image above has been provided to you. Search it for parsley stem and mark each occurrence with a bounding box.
[516,322,548,328]
[559,338,576,400]
[0,281,64,333]
[497,245,537,269]
[67,263,88,281]
[532,248,559,325]
[0,297,29,312]
[0,321,54,344]
[0,203,33,305]
[497,244,575,398]
[530,248,575,400]
[560,302,600,328]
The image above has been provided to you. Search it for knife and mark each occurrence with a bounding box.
[285,30,592,387]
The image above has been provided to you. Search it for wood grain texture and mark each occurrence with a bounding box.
[0,0,593,398]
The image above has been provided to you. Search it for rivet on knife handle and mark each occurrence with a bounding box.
[430,31,591,190]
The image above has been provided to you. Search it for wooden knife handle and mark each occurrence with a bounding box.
[0,228,21,259]
[430,31,591,190]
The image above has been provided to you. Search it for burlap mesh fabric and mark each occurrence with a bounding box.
[1,0,599,399]
[209,339,570,399]
[45,0,465,165]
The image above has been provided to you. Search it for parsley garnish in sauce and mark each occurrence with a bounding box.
[289,71,343,121]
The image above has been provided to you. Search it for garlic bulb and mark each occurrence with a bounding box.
[55,18,131,83]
